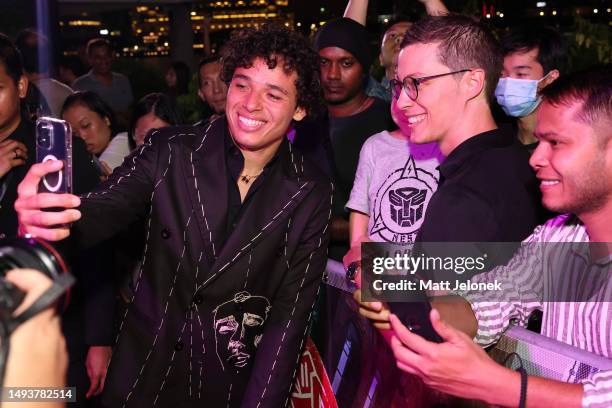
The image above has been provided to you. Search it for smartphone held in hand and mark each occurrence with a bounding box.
[35,117,72,195]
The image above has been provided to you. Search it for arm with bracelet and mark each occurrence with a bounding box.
[387,225,586,407]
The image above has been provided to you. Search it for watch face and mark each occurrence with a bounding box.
[346,261,359,281]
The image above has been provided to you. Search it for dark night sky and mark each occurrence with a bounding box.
[0,0,609,43]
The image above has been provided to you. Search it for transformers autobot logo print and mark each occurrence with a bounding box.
[389,187,427,227]
[370,156,438,243]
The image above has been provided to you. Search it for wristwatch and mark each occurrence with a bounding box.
[346,261,359,282]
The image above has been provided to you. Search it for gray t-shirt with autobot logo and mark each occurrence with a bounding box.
[346,131,443,244]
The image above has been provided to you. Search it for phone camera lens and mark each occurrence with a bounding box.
[36,124,52,149]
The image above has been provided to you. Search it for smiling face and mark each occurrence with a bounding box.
[390,94,411,137]
[319,46,365,105]
[62,103,112,155]
[225,57,305,155]
[395,43,467,148]
[530,100,612,216]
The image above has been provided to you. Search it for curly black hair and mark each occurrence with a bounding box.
[221,24,323,117]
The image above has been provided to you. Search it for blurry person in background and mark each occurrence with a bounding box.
[59,55,86,87]
[129,92,183,148]
[61,91,130,171]
[0,34,29,197]
[72,39,133,130]
[343,0,448,99]
[196,55,228,123]
[121,92,182,308]
[119,93,183,329]
[375,19,411,93]
[496,25,566,151]
[15,29,74,119]
[165,61,191,103]
[300,17,394,260]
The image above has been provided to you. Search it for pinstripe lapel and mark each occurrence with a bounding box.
[197,140,315,291]
[181,118,229,265]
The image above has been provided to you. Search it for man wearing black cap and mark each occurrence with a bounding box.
[291,20,394,397]
[295,18,394,260]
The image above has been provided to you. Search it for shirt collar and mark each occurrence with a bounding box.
[87,70,115,81]
[224,127,284,181]
[438,128,511,182]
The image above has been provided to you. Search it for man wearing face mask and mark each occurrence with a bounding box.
[495,25,567,152]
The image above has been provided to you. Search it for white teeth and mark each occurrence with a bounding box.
[239,115,265,128]
[541,180,559,186]
[408,114,426,124]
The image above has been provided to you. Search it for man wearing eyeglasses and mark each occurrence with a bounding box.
[353,13,544,344]
[390,14,542,243]
[353,12,544,357]
[363,64,612,408]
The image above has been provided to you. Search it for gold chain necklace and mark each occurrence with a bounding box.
[239,170,263,184]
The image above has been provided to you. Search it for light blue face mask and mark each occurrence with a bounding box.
[495,76,547,117]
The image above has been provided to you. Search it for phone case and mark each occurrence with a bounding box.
[388,298,444,343]
[36,117,72,194]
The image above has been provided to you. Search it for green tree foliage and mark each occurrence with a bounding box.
[568,16,611,71]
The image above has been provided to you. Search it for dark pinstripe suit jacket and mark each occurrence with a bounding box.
[72,118,332,407]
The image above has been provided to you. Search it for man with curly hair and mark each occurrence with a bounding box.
[14,24,332,407]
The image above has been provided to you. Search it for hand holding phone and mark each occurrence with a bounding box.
[388,300,443,343]
[14,160,81,241]
[16,117,80,241]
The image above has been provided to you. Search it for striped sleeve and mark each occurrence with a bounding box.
[457,225,546,347]
[582,370,612,408]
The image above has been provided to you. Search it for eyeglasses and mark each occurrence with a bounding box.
[390,69,471,100]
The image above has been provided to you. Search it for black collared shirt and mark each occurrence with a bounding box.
[223,131,281,247]
[417,128,543,243]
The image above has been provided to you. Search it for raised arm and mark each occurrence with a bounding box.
[345,0,449,26]
[418,0,449,16]
[16,132,161,248]
[343,0,368,25]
